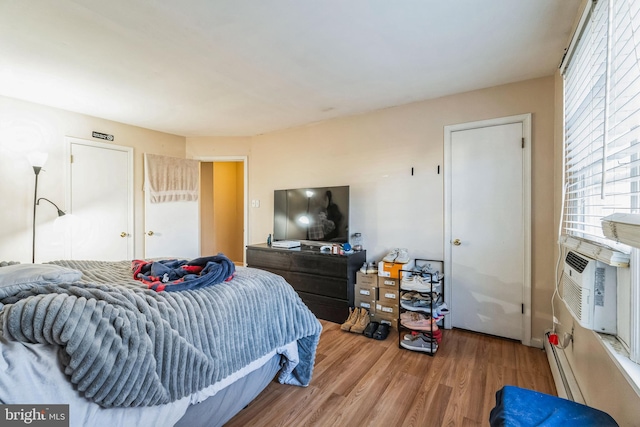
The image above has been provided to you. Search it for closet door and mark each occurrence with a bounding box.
[68,139,133,261]
[444,114,531,344]
[144,154,200,259]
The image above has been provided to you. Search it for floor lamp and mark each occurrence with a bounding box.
[29,152,66,263]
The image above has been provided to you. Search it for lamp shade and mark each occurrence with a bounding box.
[27,151,48,168]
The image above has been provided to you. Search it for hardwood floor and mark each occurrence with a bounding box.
[226,320,556,426]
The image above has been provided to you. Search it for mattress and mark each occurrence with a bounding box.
[0,260,321,426]
[0,334,297,427]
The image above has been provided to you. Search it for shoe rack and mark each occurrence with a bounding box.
[398,259,445,356]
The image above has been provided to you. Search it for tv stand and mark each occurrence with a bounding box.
[246,243,366,323]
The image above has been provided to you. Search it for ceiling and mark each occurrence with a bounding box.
[0,0,582,137]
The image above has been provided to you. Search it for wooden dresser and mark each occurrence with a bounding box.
[246,243,366,323]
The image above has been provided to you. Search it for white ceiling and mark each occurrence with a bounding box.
[0,0,581,137]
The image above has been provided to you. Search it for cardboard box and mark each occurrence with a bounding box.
[355,283,378,299]
[375,302,399,317]
[378,288,399,305]
[354,296,375,313]
[356,271,377,286]
[378,259,414,278]
[378,276,399,288]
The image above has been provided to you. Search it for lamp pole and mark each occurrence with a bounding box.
[32,165,42,263]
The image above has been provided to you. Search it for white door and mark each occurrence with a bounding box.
[144,156,200,259]
[445,115,531,342]
[68,139,133,261]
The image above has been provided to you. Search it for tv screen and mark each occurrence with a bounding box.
[274,186,349,243]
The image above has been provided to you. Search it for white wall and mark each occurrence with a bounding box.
[188,76,557,343]
[0,95,185,263]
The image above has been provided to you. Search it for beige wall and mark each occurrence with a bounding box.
[552,69,640,425]
[0,95,185,262]
[186,76,557,344]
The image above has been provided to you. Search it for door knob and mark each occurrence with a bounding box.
[453,239,461,246]
[120,232,127,238]
[147,231,154,236]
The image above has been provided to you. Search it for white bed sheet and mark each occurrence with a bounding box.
[0,336,297,427]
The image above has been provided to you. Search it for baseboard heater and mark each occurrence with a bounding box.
[544,331,585,404]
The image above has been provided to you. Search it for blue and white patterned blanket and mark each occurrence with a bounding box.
[0,260,322,408]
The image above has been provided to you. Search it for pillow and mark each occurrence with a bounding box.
[0,264,83,299]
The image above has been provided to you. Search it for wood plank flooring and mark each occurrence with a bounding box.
[226,320,556,426]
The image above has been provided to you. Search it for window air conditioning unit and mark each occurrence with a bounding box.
[562,251,617,334]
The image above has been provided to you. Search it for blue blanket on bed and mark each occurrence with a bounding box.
[0,260,322,408]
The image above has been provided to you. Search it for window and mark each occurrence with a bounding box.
[562,0,640,363]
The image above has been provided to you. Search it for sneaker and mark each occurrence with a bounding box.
[400,334,438,353]
[401,316,440,331]
[395,248,410,264]
[366,261,378,274]
[382,248,399,263]
[400,295,433,312]
[435,302,450,316]
[400,274,416,290]
[403,332,438,343]
[400,291,418,301]
[400,311,432,322]
[401,275,435,292]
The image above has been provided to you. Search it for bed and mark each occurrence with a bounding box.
[0,259,323,427]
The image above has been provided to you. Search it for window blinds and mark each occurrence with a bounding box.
[563,0,640,253]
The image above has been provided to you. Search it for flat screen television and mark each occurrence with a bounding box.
[274,185,349,244]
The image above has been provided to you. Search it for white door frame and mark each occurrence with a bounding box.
[443,113,532,346]
[195,155,248,265]
[64,137,134,259]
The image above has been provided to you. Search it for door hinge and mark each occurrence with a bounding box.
[522,303,524,314]
[70,154,74,163]
[521,137,525,148]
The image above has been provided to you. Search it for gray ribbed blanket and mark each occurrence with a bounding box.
[0,260,322,408]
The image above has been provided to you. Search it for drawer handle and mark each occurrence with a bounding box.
[384,293,396,299]
[359,290,370,296]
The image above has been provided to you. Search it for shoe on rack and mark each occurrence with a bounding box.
[373,323,390,340]
[400,311,434,322]
[350,308,370,334]
[403,332,438,343]
[400,334,438,353]
[400,295,432,312]
[401,320,440,332]
[340,307,360,331]
[395,248,410,264]
[435,302,450,317]
[400,291,418,301]
[401,275,434,293]
[363,321,379,338]
[382,248,399,263]
[400,273,417,291]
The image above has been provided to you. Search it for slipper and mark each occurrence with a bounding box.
[373,323,390,340]
[363,321,379,338]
